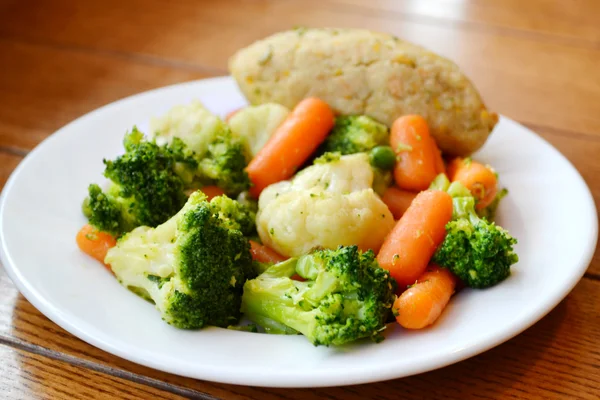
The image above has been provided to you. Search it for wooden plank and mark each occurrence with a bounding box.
[0,0,599,138]
[0,265,598,399]
[0,39,211,151]
[324,0,600,44]
[0,153,23,189]
[0,344,185,400]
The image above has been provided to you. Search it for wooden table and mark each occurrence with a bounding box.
[1,0,599,398]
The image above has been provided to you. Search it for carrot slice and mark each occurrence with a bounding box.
[377,190,453,288]
[246,98,335,197]
[76,224,116,269]
[393,265,457,329]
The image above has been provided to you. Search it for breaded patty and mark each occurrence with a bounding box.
[229,28,498,156]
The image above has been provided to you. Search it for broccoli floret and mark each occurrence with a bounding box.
[196,131,251,194]
[241,246,396,346]
[321,115,389,155]
[105,192,255,329]
[208,195,256,236]
[83,128,196,236]
[433,189,518,288]
[151,101,250,195]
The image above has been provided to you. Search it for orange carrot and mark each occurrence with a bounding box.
[249,240,287,264]
[246,98,335,197]
[249,241,304,280]
[431,138,445,174]
[200,186,226,201]
[377,190,453,288]
[393,265,457,329]
[447,158,498,209]
[382,187,417,220]
[390,115,439,191]
[76,224,116,268]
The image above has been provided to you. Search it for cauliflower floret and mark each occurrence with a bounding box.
[257,153,395,257]
[150,100,228,155]
[228,103,290,157]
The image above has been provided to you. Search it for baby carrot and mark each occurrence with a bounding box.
[391,115,439,191]
[246,98,335,197]
[393,265,457,329]
[249,240,287,264]
[76,224,116,268]
[431,138,445,174]
[249,241,304,280]
[200,186,226,201]
[447,158,498,209]
[377,190,453,288]
[381,187,417,220]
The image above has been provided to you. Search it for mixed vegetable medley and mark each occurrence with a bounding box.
[77,97,518,346]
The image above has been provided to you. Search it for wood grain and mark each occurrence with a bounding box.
[0,38,209,151]
[325,0,600,44]
[0,344,185,400]
[1,265,599,399]
[0,153,23,189]
[0,0,599,139]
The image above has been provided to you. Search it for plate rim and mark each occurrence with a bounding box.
[0,76,597,387]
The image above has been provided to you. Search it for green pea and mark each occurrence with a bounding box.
[369,146,396,170]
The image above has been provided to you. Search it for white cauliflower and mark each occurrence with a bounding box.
[257,153,394,257]
[150,100,229,155]
[228,103,290,157]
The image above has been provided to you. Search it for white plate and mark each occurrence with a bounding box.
[0,77,597,388]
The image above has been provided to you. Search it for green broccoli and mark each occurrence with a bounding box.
[105,192,255,329]
[320,115,389,155]
[432,186,518,288]
[195,130,251,194]
[241,246,396,346]
[151,101,250,195]
[83,128,196,236]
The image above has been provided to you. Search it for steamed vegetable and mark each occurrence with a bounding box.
[381,187,417,219]
[393,265,456,329]
[320,115,389,155]
[82,128,196,236]
[369,145,396,170]
[228,103,290,157]
[256,153,394,257]
[242,246,396,346]
[447,157,498,209]
[433,183,518,288]
[151,100,250,195]
[76,224,116,267]
[391,115,441,191]
[377,190,453,288]
[105,192,255,329]
[246,97,335,197]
